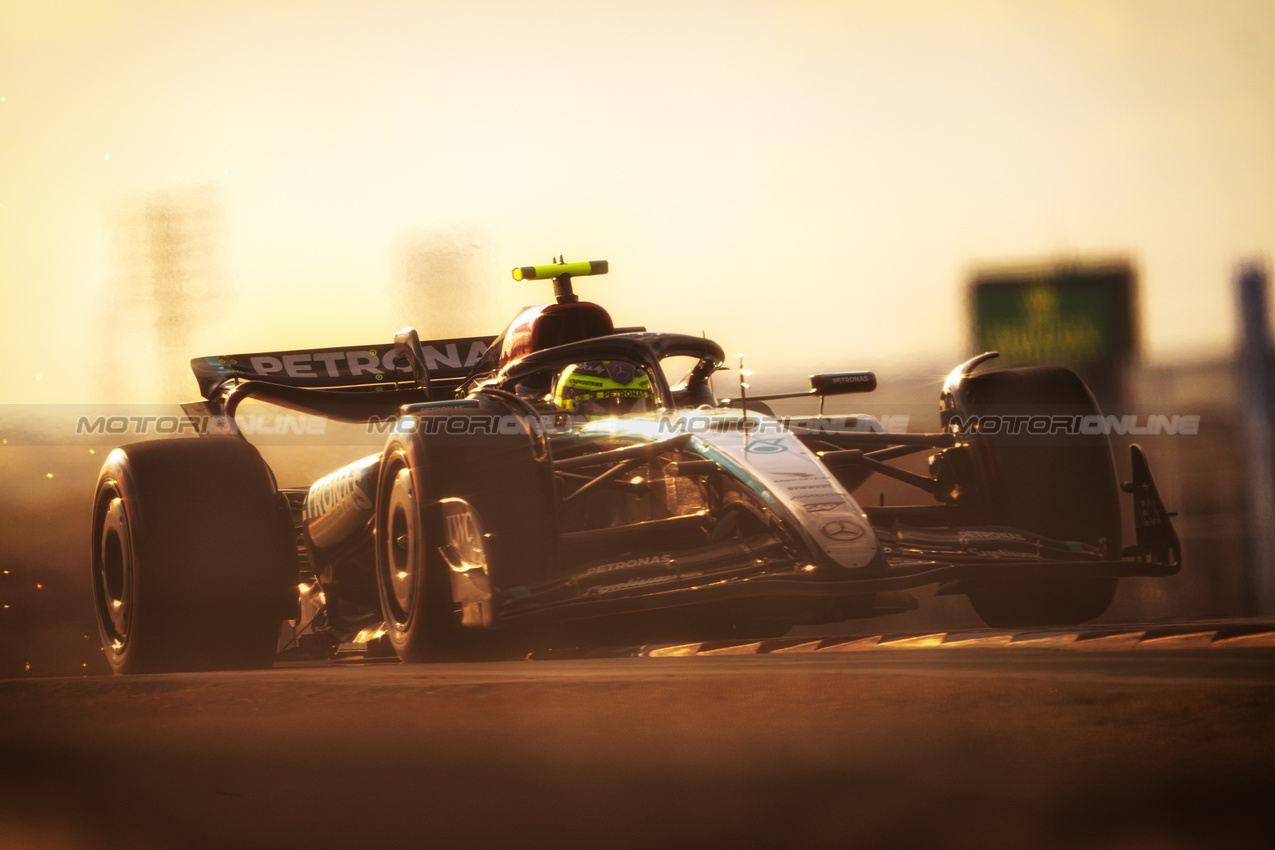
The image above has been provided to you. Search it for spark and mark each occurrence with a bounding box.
[46,473,53,478]
[105,154,111,160]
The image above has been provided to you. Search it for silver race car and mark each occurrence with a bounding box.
[90,260,1180,671]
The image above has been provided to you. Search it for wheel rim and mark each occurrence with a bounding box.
[381,463,420,629]
[94,492,133,654]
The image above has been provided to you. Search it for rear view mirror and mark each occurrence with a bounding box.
[810,371,877,396]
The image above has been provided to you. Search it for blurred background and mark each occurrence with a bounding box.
[2,0,1273,676]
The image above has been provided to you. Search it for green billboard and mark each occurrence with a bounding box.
[970,260,1138,405]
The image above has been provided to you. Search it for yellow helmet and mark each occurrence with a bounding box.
[552,360,653,418]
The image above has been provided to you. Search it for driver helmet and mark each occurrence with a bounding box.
[552,360,654,419]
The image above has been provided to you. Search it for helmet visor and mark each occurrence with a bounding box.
[575,388,652,418]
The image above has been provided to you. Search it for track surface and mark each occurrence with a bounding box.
[3,638,1274,850]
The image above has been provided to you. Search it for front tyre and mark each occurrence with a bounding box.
[374,409,558,663]
[90,438,296,674]
[944,366,1121,628]
[374,439,473,662]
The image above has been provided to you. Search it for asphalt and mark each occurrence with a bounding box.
[3,642,1273,850]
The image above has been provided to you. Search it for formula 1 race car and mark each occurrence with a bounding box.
[90,260,1181,672]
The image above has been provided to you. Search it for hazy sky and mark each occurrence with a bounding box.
[2,0,1272,404]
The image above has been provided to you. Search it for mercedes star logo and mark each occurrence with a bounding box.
[821,520,864,541]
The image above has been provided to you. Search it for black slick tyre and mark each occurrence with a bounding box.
[374,438,468,663]
[90,438,297,674]
[945,367,1121,628]
[374,410,557,663]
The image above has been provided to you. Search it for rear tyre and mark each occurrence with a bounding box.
[945,367,1121,628]
[90,439,296,673]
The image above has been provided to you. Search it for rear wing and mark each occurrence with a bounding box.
[191,334,496,400]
